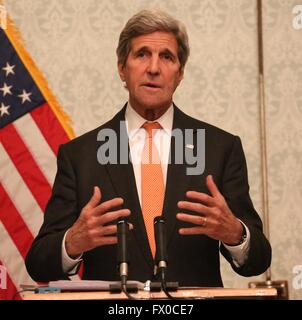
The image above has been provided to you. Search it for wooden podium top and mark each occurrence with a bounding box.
[22,287,277,300]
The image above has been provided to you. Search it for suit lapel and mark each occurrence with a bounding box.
[163,105,197,246]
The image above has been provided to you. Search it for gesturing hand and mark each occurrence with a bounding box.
[177,175,243,245]
[65,186,131,257]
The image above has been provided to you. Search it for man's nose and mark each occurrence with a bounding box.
[147,56,160,75]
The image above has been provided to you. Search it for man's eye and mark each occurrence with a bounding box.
[163,54,172,60]
[137,51,145,57]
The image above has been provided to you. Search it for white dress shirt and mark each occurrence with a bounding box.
[62,103,250,273]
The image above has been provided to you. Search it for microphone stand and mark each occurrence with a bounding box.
[110,219,137,299]
[152,216,179,299]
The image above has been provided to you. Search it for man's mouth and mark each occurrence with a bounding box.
[142,83,161,89]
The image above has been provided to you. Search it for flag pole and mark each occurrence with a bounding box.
[256,0,271,282]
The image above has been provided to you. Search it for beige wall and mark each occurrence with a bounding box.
[5,0,302,299]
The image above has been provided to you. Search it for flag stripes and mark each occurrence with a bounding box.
[30,103,70,155]
[0,184,34,259]
[0,143,44,236]
[0,124,52,211]
[0,107,73,299]
[0,259,19,300]
[0,223,36,298]
[14,114,57,185]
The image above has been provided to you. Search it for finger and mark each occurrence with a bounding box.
[186,191,216,207]
[93,197,124,215]
[85,186,102,209]
[99,222,134,235]
[177,201,210,215]
[99,236,118,246]
[100,225,117,236]
[177,213,207,226]
[179,227,205,235]
[97,208,131,225]
[206,175,221,198]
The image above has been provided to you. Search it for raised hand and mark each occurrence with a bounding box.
[65,186,131,257]
[177,175,243,245]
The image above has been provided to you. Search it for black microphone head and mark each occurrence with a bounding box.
[117,219,129,265]
[154,216,167,266]
[154,216,165,225]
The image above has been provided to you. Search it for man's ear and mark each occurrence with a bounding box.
[118,63,125,81]
[177,68,184,86]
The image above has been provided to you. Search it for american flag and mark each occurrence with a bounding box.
[0,17,74,299]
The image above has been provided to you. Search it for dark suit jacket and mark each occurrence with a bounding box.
[25,104,271,287]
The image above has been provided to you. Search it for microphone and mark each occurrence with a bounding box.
[154,216,168,273]
[117,219,129,285]
[111,219,137,299]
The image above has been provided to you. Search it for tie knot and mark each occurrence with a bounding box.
[142,121,161,138]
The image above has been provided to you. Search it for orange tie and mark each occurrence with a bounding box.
[141,122,164,257]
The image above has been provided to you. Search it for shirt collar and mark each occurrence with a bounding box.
[125,102,174,138]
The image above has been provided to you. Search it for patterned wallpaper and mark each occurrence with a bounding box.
[4,0,302,299]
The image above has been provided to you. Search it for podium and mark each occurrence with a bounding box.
[22,287,277,300]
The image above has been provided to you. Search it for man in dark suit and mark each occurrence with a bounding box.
[26,9,271,287]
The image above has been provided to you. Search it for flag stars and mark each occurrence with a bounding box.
[2,62,15,77]
[0,102,10,117]
[0,82,13,97]
[18,90,32,104]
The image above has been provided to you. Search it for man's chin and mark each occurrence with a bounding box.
[130,98,171,120]
[140,98,171,110]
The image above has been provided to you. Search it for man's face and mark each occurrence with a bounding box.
[118,31,184,119]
